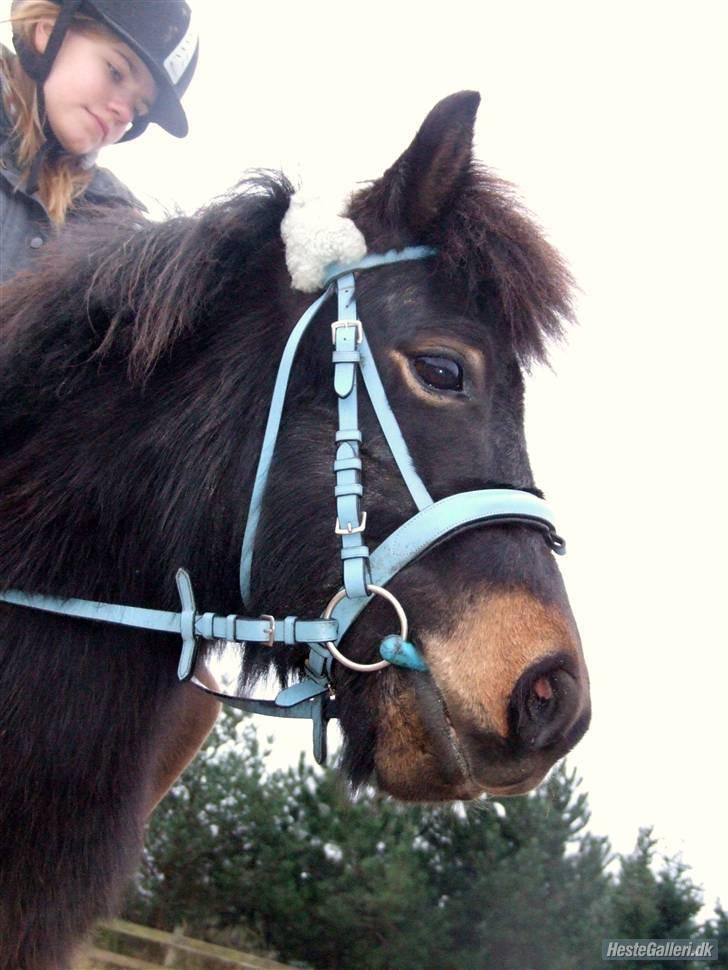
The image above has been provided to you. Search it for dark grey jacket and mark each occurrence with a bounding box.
[1,66,139,283]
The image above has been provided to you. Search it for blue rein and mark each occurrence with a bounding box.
[0,245,565,764]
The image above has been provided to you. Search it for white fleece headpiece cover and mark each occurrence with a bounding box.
[281,187,367,292]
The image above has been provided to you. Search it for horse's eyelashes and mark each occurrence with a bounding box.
[412,355,464,392]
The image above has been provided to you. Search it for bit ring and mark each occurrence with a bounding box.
[321,584,408,672]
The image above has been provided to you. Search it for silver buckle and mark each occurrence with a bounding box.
[260,614,276,647]
[334,511,367,536]
[331,320,363,346]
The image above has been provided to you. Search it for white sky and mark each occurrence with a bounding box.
[2,0,726,921]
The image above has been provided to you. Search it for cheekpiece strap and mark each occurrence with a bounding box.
[240,245,437,606]
[333,272,370,599]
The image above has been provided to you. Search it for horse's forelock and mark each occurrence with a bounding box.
[350,162,575,365]
[438,165,575,364]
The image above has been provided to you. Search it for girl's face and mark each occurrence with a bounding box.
[34,19,157,155]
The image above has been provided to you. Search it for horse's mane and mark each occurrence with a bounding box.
[0,172,295,385]
[1,164,572,391]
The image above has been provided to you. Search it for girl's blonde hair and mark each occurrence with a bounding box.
[1,0,120,223]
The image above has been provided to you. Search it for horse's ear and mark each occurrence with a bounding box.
[377,91,481,235]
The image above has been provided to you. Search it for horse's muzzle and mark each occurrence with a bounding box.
[449,654,591,795]
[507,654,589,752]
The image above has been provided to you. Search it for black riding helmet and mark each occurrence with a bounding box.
[12,0,198,141]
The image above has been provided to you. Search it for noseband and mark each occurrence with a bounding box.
[0,247,565,763]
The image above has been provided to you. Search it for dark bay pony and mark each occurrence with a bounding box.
[0,92,590,969]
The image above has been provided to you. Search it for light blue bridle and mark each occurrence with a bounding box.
[0,246,565,763]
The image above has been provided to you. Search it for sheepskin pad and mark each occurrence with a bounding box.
[281,188,367,292]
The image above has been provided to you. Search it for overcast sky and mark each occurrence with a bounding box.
[2,0,725,920]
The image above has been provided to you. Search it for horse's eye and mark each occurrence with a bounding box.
[413,355,463,392]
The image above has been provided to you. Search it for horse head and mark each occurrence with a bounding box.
[242,91,590,799]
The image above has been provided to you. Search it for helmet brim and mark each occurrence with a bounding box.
[99,19,196,137]
[83,0,198,139]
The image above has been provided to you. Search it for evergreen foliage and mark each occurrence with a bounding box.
[701,905,728,968]
[123,711,723,969]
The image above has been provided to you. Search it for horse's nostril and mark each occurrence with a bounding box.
[524,674,555,723]
[532,674,553,702]
[510,661,580,751]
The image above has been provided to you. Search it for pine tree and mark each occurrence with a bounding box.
[700,904,728,968]
[407,764,612,969]
[124,726,721,970]
[606,827,706,970]
[126,709,279,950]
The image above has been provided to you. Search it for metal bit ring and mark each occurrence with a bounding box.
[321,584,408,672]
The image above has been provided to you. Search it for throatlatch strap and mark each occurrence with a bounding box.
[239,284,334,605]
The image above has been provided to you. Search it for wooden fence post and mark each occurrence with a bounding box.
[163,924,186,967]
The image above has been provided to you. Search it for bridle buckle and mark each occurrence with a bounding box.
[260,614,276,647]
[334,512,367,536]
[331,320,363,346]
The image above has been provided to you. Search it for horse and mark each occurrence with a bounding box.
[0,91,590,970]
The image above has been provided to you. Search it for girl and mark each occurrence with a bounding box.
[1,0,198,281]
[1,0,221,810]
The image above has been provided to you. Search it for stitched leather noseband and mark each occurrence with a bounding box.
[0,247,565,763]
